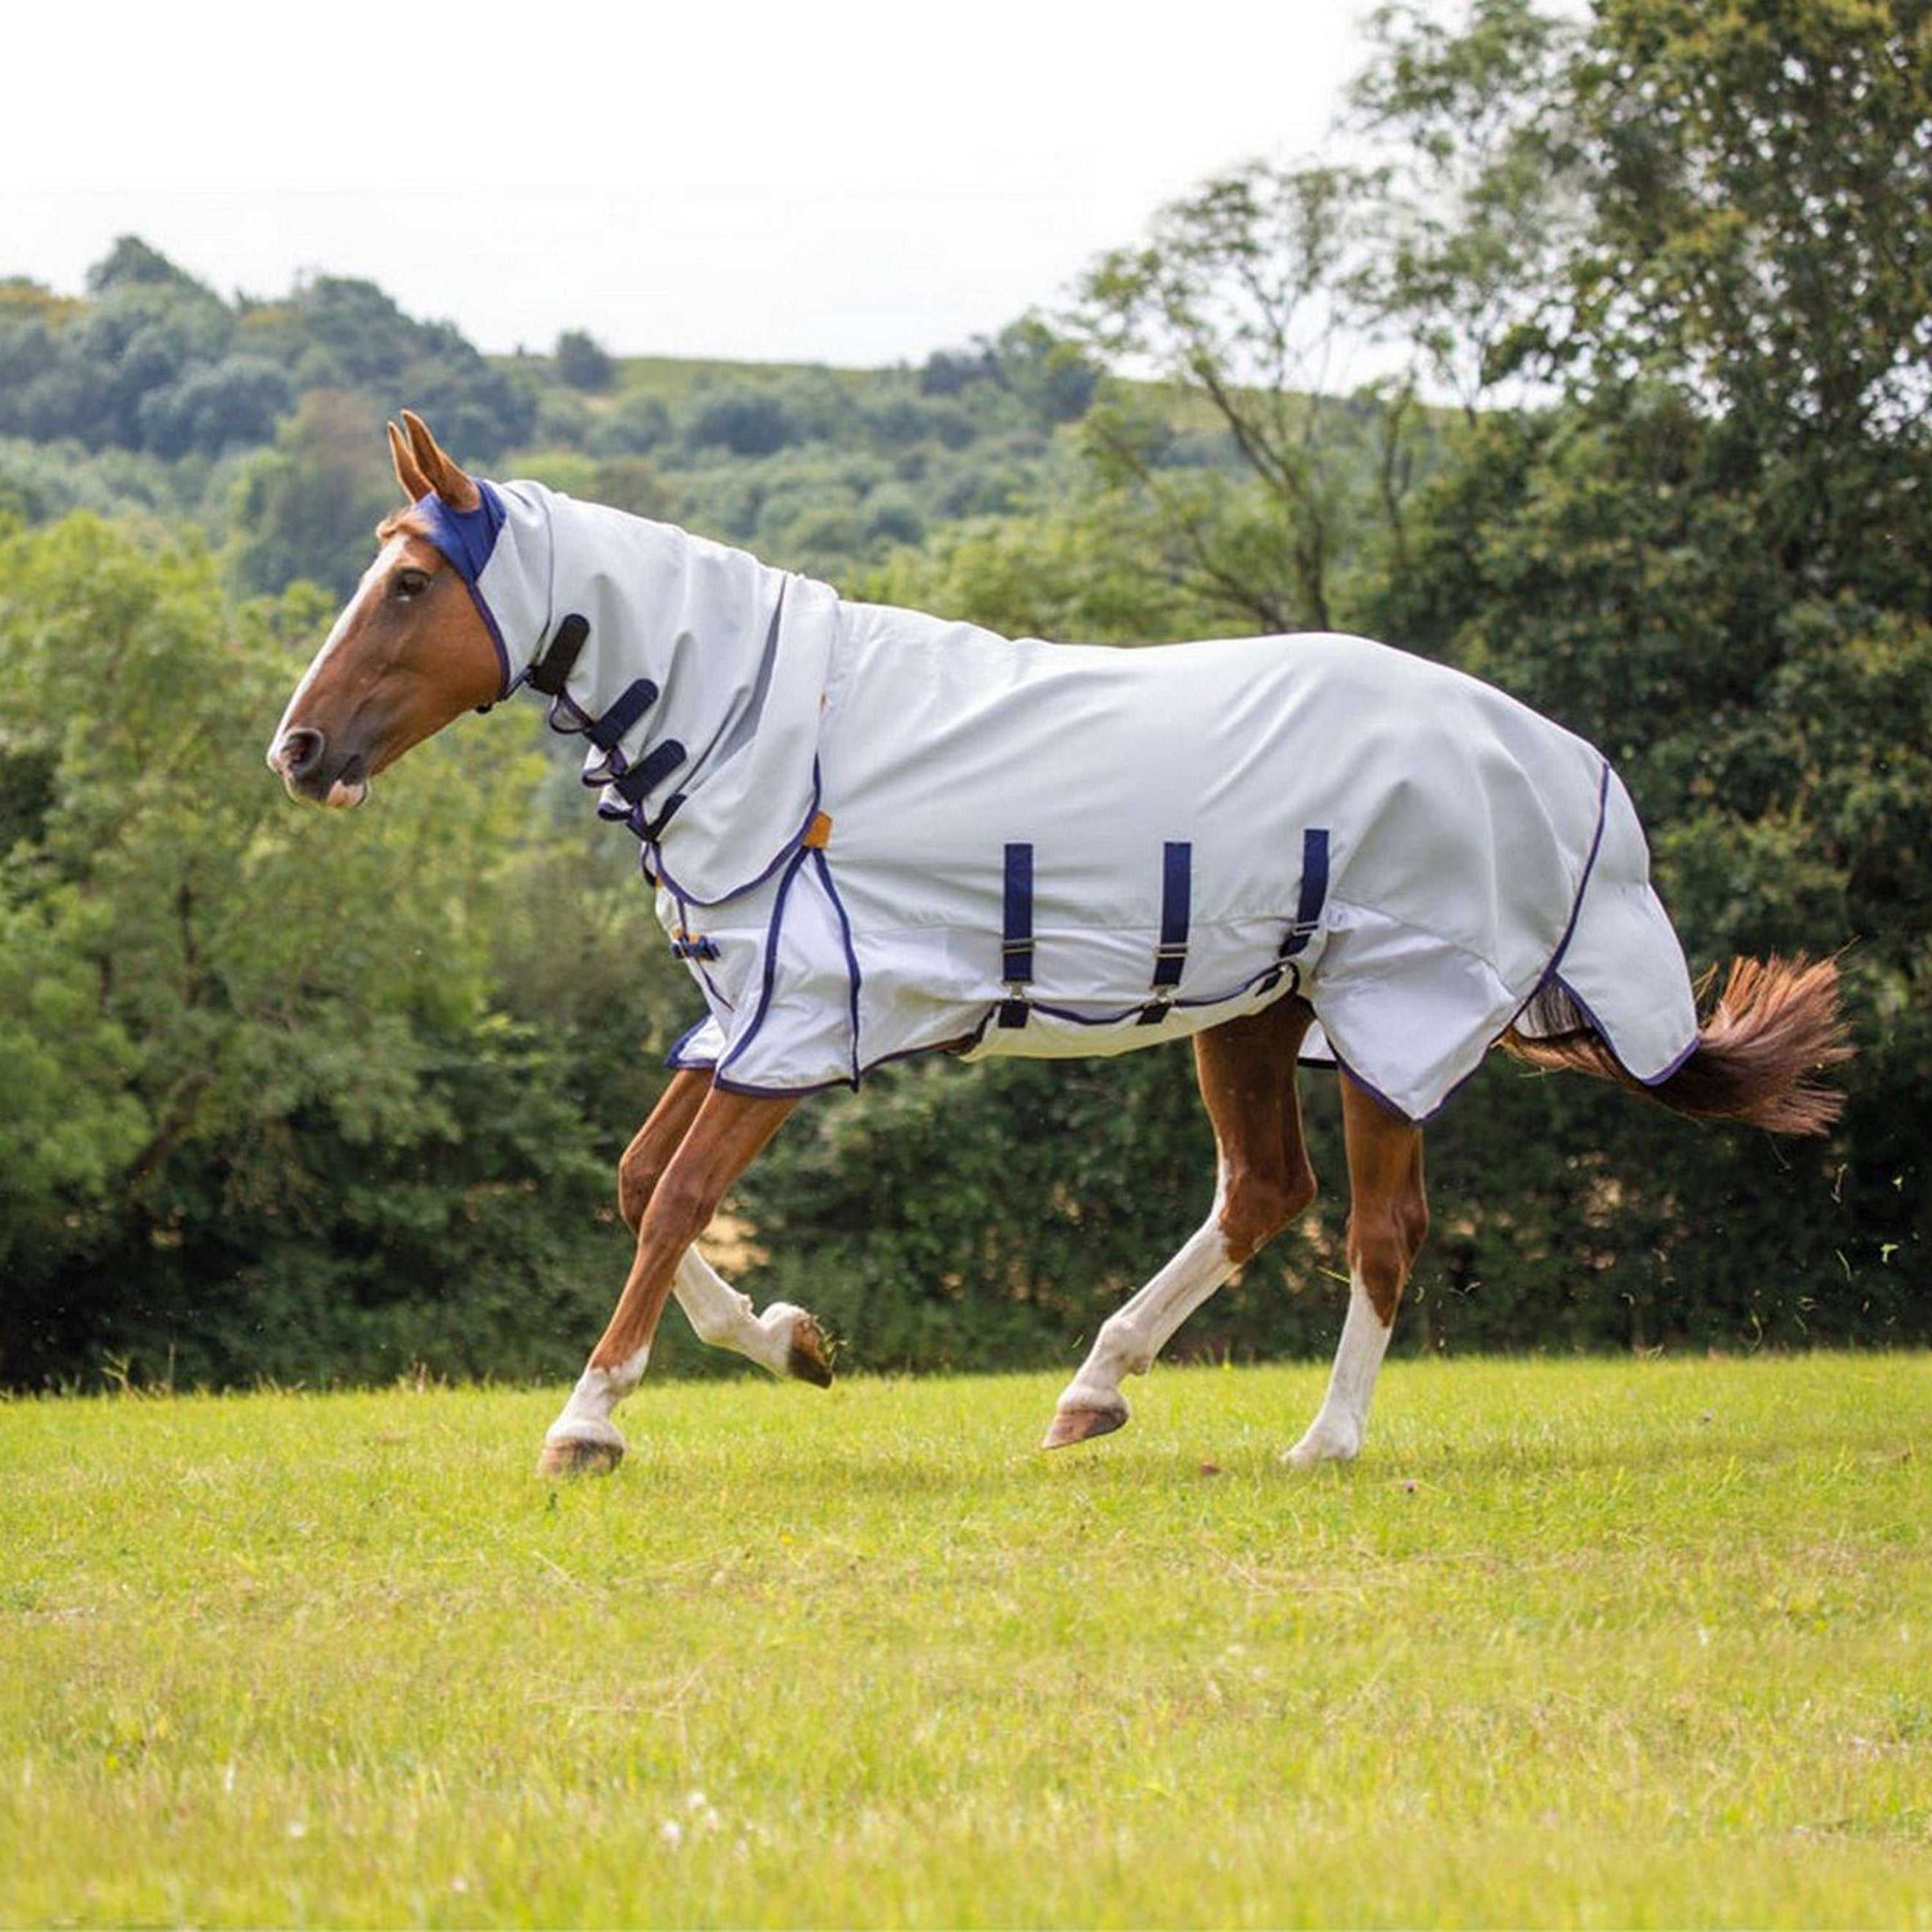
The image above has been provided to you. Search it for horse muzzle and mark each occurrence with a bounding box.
[267,727,370,809]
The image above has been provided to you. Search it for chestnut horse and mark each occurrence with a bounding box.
[269,413,1849,1478]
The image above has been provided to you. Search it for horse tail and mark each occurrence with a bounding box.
[1502,954,1852,1136]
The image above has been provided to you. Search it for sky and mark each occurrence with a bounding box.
[4,0,1377,367]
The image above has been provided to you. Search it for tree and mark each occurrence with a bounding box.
[684,386,801,457]
[85,235,203,296]
[136,353,295,458]
[1348,0,1588,419]
[739,0,1928,1364]
[1562,0,1932,609]
[1066,161,1423,634]
[269,275,534,459]
[589,391,674,456]
[0,514,673,1388]
[553,328,616,392]
[1358,0,1932,1340]
[227,389,399,599]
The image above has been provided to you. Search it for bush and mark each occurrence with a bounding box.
[553,329,616,393]
[685,388,799,458]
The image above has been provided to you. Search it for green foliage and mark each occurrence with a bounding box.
[0,516,671,1390]
[1,0,1926,1385]
[0,237,1109,600]
[738,0,1928,1363]
[684,385,801,457]
[0,435,196,528]
[552,327,615,393]
[243,276,533,458]
[85,234,197,295]
[226,390,399,600]
[858,498,1219,644]
[0,244,529,482]
[1349,0,1588,414]
[919,316,1101,424]
[1571,0,1931,441]
[1066,162,1435,633]
[585,387,674,454]
[737,1052,1221,1372]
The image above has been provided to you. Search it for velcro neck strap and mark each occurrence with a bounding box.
[528,613,590,697]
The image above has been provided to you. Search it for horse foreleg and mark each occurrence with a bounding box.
[1045,1000,1317,1448]
[1286,1074,1428,1467]
[541,1085,797,1477]
[610,1069,831,1386]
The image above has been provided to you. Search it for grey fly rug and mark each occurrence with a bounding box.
[416,479,1699,1123]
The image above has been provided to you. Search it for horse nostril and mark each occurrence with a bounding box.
[276,727,326,780]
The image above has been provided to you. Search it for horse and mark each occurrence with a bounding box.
[268,411,1850,1478]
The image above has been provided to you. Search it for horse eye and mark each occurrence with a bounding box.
[392,567,431,600]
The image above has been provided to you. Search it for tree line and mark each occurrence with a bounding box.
[0,0,1924,1389]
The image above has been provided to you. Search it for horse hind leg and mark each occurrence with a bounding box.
[1286,1073,1428,1467]
[1044,1000,1317,1448]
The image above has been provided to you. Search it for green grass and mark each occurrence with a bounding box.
[1,1353,1927,1928]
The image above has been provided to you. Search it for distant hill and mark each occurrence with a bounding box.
[0,239,1112,599]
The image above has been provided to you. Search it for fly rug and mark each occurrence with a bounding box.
[269,413,1850,1478]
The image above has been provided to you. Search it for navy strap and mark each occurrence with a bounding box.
[527,613,589,697]
[1000,841,1033,1029]
[586,678,659,752]
[611,738,688,806]
[1281,827,1330,957]
[1256,825,1330,997]
[1139,840,1193,1025]
[640,792,686,842]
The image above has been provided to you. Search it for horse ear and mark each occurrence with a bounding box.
[388,420,433,502]
[398,408,482,513]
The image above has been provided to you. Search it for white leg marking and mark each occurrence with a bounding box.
[1052,1189,1237,1429]
[673,1249,809,1379]
[544,1343,650,1456]
[544,1246,812,1459]
[1286,1272,1393,1466]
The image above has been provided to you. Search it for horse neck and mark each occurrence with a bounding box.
[536,496,842,902]
[547,497,791,691]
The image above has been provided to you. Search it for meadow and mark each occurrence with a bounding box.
[1,1352,1927,1928]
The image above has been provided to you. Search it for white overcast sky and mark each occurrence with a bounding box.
[5,1,1377,367]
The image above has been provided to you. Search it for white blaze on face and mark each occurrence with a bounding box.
[266,534,415,780]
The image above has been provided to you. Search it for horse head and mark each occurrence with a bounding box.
[266,411,503,806]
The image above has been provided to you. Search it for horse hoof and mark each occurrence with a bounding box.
[785,1313,835,1388]
[537,1435,625,1479]
[1042,1403,1128,1450]
[1283,1427,1360,1469]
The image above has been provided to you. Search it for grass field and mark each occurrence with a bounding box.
[1,1352,1927,1928]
